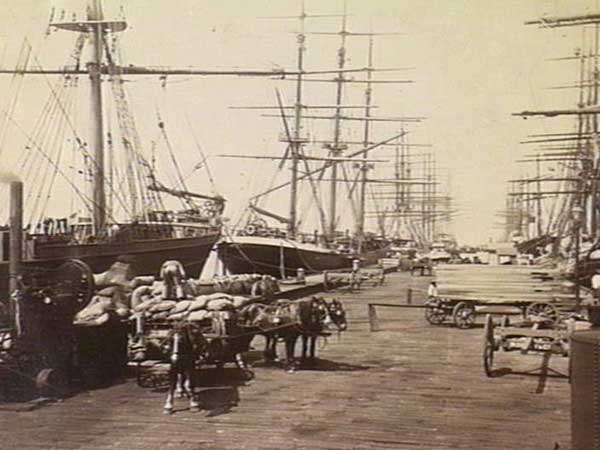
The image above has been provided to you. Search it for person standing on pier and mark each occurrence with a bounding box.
[428,281,438,299]
[592,268,600,302]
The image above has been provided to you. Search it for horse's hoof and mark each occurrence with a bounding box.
[190,402,200,411]
[163,408,173,415]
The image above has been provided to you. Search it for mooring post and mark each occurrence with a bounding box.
[407,288,413,305]
[9,181,23,334]
[368,304,379,332]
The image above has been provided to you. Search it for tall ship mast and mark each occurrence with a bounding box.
[511,12,600,281]
[216,4,428,278]
[0,0,310,295]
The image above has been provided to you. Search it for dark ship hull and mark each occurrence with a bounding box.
[0,233,220,297]
[218,236,388,278]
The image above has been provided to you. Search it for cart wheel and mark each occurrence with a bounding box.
[55,259,95,311]
[483,314,495,377]
[424,300,446,325]
[525,302,559,324]
[452,302,476,329]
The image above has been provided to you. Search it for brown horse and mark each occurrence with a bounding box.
[242,297,333,371]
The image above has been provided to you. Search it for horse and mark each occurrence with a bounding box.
[238,302,282,363]
[161,321,208,415]
[265,296,333,371]
[204,309,254,379]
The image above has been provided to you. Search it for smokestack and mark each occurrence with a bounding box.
[9,181,22,329]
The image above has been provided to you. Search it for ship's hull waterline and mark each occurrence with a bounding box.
[0,233,220,298]
[218,236,388,278]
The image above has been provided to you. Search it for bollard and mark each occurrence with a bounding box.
[368,304,379,332]
[407,288,412,305]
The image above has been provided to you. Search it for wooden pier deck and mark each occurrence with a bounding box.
[0,268,571,450]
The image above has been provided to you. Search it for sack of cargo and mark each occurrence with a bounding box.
[232,296,251,309]
[187,310,209,322]
[131,285,153,310]
[151,311,170,320]
[167,311,188,321]
[189,296,209,311]
[75,311,110,327]
[74,296,112,324]
[133,297,159,313]
[189,279,216,295]
[149,300,177,313]
[131,275,155,289]
[206,298,234,311]
[172,300,192,314]
[206,292,233,301]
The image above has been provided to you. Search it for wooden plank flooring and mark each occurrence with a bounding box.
[0,268,571,450]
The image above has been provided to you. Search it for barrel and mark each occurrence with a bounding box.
[571,329,600,450]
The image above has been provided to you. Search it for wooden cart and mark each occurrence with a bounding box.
[424,295,569,329]
[481,313,575,378]
[130,316,257,387]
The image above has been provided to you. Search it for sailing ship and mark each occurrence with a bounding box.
[0,1,306,295]
[510,12,600,284]
[215,6,434,278]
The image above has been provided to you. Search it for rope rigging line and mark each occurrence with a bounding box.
[30,83,76,226]
[105,34,148,220]
[0,39,31,160]
[22,80,68,216]
[5,114,98,221]
[156,110,190,201]
[184,112,219,196]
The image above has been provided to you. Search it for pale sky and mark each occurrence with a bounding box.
[0,0,596,245]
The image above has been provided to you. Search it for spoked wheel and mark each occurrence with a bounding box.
[483,314,495,377]
[525,302,559,324]
[452,302,476,329]
[54,259,95,312]
[424,300,446,325]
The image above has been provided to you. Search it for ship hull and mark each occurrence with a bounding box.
[0,233,220,297]
[218,236,388,278]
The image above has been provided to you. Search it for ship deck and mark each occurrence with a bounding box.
[0,270,570,450]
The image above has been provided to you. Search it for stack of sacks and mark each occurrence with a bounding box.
[130,285,253,322]
[186,274,280,297]
[74,262,155,326]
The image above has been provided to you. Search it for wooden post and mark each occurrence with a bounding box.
[368,304,379,332]
[279,242,286,280]
[323,270,329,291]
[9,181,23,335]
[407,288,412,305]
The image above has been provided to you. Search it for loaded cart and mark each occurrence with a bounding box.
[424,295,573,329]
[130,310,257,387]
